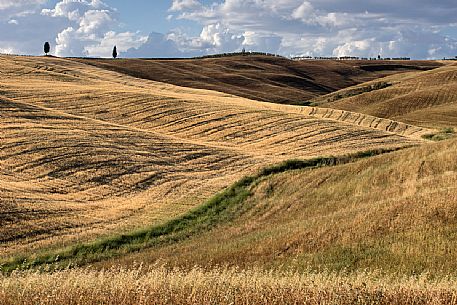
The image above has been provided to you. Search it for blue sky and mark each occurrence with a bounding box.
[105,0,202,35]
[40,0,199,34]
[1,0,456,59]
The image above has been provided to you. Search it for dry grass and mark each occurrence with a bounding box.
[74,56,442,105]
[0,151,398,272]
[314,62,457,129]
[0,55,426,258]
[2,266,457,305]
[1,55,456,303]
[106,137,457,276]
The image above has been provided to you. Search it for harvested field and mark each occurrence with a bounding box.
[315,62,457,129]
[74,56,442,105]
[104,137,457,277]
[0,97,258,256]
[2,54,457,305]
[0,55,426,257]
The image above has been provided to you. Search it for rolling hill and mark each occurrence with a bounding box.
[0,55,427,258]
[1,54,457,304]
[73,56,443,105]
[96,135,457,276]
[313,62,457,129]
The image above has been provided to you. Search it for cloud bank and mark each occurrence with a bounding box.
[156,0,457,59]
[1,0,145,57]
[1,0,456,58]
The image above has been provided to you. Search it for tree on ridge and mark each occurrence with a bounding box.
[44,42,50,56]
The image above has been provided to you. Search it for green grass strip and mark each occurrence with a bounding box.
[421,127,455,141]
[0,147,405,273]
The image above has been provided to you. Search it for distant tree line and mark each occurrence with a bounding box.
[194,51,285,60]
[292,56,411,61]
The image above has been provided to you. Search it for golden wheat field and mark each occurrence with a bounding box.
[3,266,457,305]
[1,54,457,304]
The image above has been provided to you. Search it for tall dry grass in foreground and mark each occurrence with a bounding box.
[1,266,457,305]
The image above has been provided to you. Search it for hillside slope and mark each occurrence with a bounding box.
[0,55,426,258]
[74,56,442,105]
[314,62,457,129]
[106,137,457,276]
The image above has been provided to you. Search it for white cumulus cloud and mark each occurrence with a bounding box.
[41,0,145,57]
[0,0,456,59]
[169,0,201,12]
[164,0,457,59]
[0,0,45,10]
[0,0,145,57]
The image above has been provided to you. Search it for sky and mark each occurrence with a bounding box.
[1,0,457,59]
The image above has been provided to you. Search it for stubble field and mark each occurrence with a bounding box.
[1,54,456,304]
[0,55,426,258]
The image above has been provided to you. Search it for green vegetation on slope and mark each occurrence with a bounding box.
[0,148,401,273]
[102,137,457,278]
[422,127,455,141]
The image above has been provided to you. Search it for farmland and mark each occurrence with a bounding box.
[1,54,457,304]
[314,62,457,129]
[74,56,442,105]
[0,55,427,257]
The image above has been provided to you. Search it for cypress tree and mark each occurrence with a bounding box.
[44,42,50,56]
